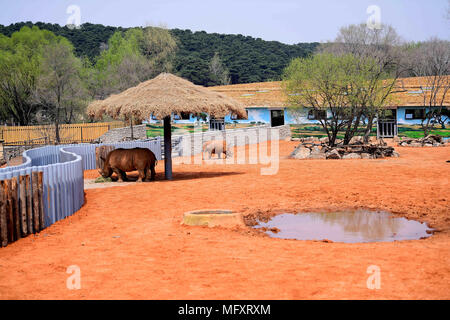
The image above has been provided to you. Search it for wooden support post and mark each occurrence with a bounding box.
[11,177,20,241]
[32,172,40,233]
[0,181,7,247]
[130,116,134,140]
[19,175,27,236]
[25,175,33,234]
[163,116,173,180]
[5,180,13,243]
[38,172,44,230]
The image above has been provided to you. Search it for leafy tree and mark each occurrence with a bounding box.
[140,26,178,73]
[172,28,318,85]
[0,26,60,125]
[33,37,86,143]
[283,53,354,146]
[0,22,319,86]
[90,27,177,99]
[283,53,395,146]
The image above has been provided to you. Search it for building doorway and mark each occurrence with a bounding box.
[377,109,398,138]
[209,118,225,131]
[270,109,285,127]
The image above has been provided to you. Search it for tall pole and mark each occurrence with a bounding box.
[163,116,173,180]
[130,115,134,140]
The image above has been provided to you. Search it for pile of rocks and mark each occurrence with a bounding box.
[290,138,398,160]
[398,135,447,147]
[291,135,378,145]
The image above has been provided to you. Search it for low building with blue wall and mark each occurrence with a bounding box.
[147,76,449,137]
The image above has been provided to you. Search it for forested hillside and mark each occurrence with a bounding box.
[0,22,319,86]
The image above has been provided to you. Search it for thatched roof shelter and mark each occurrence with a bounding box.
[87,73,246,120]
[87,73,247,180]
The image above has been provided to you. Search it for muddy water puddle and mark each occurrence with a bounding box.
[253,210,433,243]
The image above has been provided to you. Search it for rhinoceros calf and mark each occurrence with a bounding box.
[202,140,233,159]
[98,148,157,182]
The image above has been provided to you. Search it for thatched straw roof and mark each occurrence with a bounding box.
[87,73,247,120]
[211,75,450,108]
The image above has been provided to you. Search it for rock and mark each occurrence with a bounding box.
[309,153,326,159]
[349,136,364,144]
[291,138,300,141]
[398,135,444,148]
[360,153,372,159]
[391,151,400,158]
[350,147,363,153]
[409,142,422,147]
[302,137,317,143]
[335,148,346,155]
[326,149,341,159]
[342,153,361,159]
[290,147,311,159]
[319,137,329,143]
[311,146,321,154]
[424,134,443,143]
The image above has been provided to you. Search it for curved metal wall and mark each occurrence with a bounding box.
[0,138,161,228]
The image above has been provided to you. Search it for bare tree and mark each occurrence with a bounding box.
[115,53,153,93]
[408,38,450,135]
[209,52,231,85]
[446,0,450,21]
[321,23,404,142]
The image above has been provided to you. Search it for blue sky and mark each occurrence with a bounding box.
[0,0,448,44]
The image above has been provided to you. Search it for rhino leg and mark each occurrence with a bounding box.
[150,164,156,181]
[120,170,128,182]
[112,167,126,182]
[137,168,146,183]
[144,164,155,182]
[216,146,224,159]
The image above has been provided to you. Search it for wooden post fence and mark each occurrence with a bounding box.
[0,121,126,146]
[0,172,44,247]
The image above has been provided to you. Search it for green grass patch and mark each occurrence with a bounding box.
[290,124,377,139]
[145,123,258,138]
[95,176,113,183]
[399,128,450,139]
[290,124,450,139]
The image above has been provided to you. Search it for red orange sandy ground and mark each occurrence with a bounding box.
[0,141,449,299]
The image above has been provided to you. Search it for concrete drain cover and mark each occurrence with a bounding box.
[182,210,244,228]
